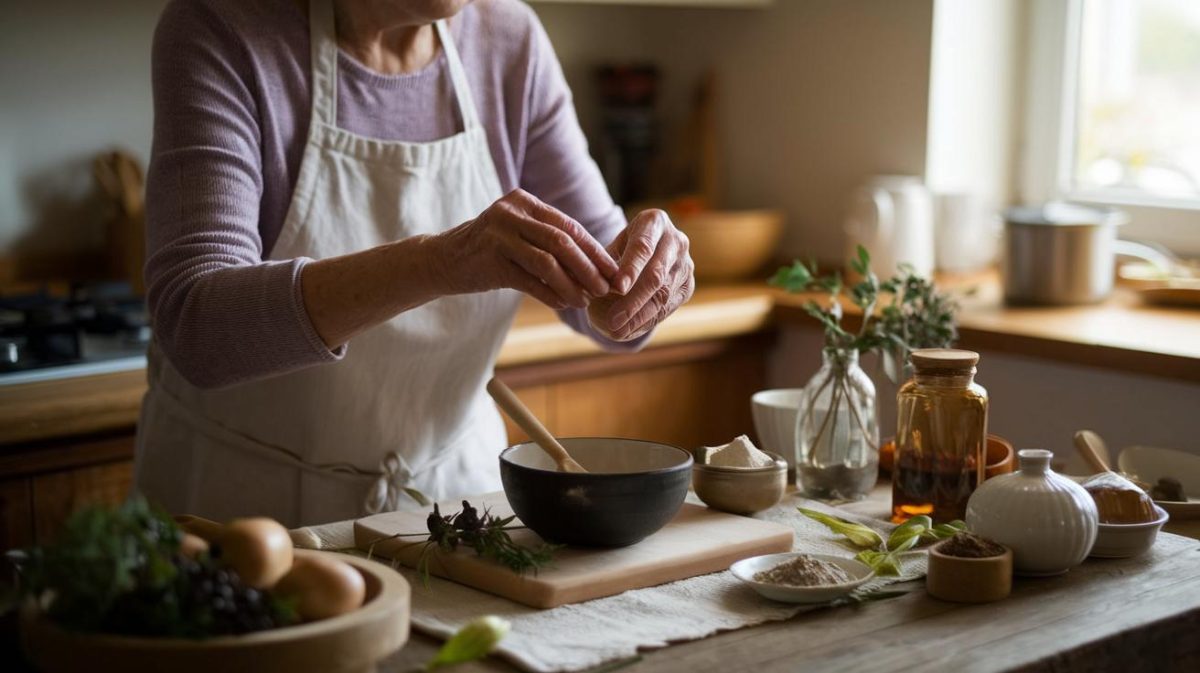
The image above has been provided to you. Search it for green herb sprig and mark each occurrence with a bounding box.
[13,497,182,632]
[798,507,965,576]
[770,246,959,382]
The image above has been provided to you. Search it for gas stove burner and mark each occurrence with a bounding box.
[0,281,150,376]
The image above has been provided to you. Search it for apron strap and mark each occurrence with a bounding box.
[308,0,339,128]
[435,19,482,132]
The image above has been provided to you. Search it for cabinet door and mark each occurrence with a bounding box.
[0,478,33,551]
[31,461,134,543]
[552,345,764,450]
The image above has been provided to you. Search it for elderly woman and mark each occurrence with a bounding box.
[135,0,695,526]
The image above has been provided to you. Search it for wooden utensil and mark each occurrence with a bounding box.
[486,377,586,473]
[1074,430,1151,490]
[1074,430,1113,473]
[355,492,794,609]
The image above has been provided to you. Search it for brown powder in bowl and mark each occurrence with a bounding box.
[752,555,853,587]
[937,532,1006,558]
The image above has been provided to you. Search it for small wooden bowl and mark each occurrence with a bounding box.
[20,550,410,673]
[693,451,788,515]
[675,209,784,281]
[926,540,1013,603]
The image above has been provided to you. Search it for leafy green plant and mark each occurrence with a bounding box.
[798,508,965,576]
[770,246,959,382]
[9,497,296,637]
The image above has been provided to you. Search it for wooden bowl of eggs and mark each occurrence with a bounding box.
[20,516,410,673]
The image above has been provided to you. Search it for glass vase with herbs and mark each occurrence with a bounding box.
[771,246,959,501]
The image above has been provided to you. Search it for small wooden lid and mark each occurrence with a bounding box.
[911,348,979,372]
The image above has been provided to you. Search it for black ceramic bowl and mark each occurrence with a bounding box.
[499,437,693,547]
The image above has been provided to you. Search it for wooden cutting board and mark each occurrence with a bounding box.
[354,492,794,609]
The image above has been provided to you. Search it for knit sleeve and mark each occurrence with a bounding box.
[144,0,343,389]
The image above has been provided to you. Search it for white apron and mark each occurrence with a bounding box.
[134,0,518,527]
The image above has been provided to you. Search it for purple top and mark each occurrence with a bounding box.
[146,0,633,389]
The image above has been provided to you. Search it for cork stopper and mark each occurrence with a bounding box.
[910,348,979,374]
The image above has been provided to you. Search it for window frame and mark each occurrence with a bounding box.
[1020,0,1200,255]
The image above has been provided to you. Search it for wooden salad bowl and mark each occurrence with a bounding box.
[20,550,410,673]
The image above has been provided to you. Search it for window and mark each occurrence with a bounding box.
[1023,0,1200,254]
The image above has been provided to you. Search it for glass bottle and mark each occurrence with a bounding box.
[795,349,879,500]
[892,349,988,523]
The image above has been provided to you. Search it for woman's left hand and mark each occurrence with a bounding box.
[593,209,695,341]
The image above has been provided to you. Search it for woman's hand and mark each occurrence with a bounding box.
[591,209,695,341]
[433,189,618,309]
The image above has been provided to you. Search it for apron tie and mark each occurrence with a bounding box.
[364,451,429,514]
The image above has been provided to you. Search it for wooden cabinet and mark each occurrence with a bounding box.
[498,334,768,451]
[0,433,136,550]
[31,460,134,542]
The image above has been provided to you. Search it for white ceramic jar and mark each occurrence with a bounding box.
[965,449,1098,576]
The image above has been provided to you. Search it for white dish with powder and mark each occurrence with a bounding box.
[730,553,874,603]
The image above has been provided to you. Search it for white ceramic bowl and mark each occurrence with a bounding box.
[729,553,874,604]
[1090,505,1170,558]
[751,389,803,473]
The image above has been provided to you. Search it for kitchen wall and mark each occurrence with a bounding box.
[0,0,164,271]
[535,0,935,262]
[0,0,936,272]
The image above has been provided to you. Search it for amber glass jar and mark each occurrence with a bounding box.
[891,349,988,523]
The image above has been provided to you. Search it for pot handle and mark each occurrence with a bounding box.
[1114,239,1179,275]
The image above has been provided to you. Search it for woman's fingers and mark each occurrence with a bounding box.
[613,257,693,340]
[502,260,568,310]
[608,228,678,330]
[522,197,620,282]
[514,213,612,298]
[612,210,666,295]
[506,241,588,308]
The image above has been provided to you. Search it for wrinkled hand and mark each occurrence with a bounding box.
[590,209,695,341]
[435,189,617,309]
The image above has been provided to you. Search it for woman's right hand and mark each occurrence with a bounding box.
[431,189,618,310]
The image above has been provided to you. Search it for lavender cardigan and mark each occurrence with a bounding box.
[146,0,635,388]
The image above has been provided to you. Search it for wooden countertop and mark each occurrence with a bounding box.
[0,286,773,446]
[772,271,1200,383]
[2,276,1198,446]
[374,483,1200,673]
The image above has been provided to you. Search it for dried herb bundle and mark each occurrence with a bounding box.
[368,501,558,581]
[423,501,558,576]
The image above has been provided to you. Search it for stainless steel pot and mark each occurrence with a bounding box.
[1001,203,1129,305]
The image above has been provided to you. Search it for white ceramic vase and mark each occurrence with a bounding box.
[966,449,1098,576]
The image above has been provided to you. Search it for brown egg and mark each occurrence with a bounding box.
[219,518,294,589]
[179,533,210,559]
[587,293,652,341]
[273,555,366,621]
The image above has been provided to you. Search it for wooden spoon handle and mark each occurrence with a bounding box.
[486,377,583,472]
[1074,430,1112,474]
